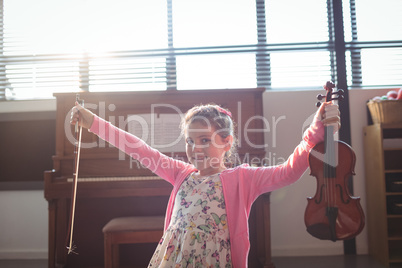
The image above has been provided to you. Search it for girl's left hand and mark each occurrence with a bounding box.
[317,102,341,133]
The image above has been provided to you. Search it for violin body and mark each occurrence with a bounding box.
[304,81,365,242]
[305,140,365,241]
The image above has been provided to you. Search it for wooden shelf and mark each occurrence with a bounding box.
[364,124,402,267]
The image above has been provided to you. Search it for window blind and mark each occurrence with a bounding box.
[344,0,402,88]
[1,0,400,101]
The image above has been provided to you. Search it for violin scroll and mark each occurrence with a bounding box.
[315,81,345,107]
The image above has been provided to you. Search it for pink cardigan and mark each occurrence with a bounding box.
[90,115,324,268]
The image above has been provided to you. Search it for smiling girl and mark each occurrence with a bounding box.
[71,102,339,267]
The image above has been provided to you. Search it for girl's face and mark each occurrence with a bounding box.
[185,121,232,176]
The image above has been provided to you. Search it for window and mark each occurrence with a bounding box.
[1,0,169,99]
[263,0,333,90]
[355,0,402,42]
[1,0,401,100]
[266,0,329,43]
[344,0,402,88]
[4,0,168,54]
[172,0,258,90]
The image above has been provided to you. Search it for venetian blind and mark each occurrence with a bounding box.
[344,0,402,88]
[3,0,399,101]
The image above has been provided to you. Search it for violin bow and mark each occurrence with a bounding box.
[66,94,84,254]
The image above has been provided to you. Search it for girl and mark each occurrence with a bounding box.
[71,101,340,268]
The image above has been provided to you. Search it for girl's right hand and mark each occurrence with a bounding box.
[314,101,341,133]
[70,102,95,129]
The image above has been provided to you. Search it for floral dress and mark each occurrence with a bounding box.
[148,172,232,268]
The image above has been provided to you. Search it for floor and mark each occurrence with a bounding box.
[0,255,396,268]
[273,255,393,268]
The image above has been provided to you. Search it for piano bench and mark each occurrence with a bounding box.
[102,216,165,268]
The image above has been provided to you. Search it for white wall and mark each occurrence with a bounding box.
[0,88,395,259]
[0,191,48,259]
[0,99,55,259]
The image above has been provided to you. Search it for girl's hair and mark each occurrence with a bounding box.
[180,104,238,166]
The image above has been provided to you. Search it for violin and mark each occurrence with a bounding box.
[304,81,365,242]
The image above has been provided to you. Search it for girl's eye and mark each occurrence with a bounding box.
[186,138,194,145]
[201,138,211,144]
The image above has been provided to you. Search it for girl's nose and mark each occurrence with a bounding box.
[192,143,204,152]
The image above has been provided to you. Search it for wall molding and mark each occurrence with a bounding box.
[272,244,344,257]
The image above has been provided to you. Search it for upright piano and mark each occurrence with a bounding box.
[44,88,275,268]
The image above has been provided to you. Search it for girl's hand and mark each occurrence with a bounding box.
[70,102,95,129]
[315,102,341,133]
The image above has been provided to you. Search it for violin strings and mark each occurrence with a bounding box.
[325,126,330,208]
[325,124,337,209]
[325,124,338,209]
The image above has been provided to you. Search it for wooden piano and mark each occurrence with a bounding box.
[44,88,275,268]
